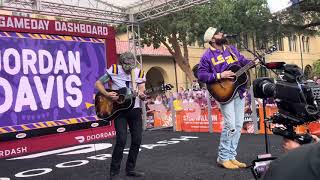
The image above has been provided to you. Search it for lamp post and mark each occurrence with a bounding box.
[299,35,304,71]
[172,58,178,93]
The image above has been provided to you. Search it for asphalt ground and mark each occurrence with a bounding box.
[0,130,283,180]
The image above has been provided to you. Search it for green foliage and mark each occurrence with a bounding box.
[312,59,320,76]
[274,0,320,34]
[138,0,282,51]
[201,0,276,44]
[123,0,320,80]
[115,24,127,34]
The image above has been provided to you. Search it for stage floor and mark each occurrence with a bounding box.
[0,130,283,180]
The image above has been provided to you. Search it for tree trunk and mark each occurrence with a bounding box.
[174,55,196,82]
[169,34,196,82]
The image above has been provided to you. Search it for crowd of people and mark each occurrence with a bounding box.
[145,86,213,111]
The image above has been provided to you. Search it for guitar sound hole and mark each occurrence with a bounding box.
[117,95,125,104]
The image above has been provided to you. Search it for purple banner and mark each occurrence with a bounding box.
[0,34,106,127]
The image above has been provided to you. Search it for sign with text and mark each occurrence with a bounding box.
[0,33,106,127]
[0,15,112,39]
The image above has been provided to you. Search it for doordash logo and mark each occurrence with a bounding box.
[75,136,85,143]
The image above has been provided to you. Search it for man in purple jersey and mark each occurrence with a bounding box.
[198,27,252,169]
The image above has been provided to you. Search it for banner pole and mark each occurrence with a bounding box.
[207,90,213,133]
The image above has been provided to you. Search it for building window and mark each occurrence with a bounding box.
[243,34,249,48]
[288,36,292,51]
[278,38,284,51]
[256,38,267,50]
[258,66,269,77]
[237,34,249,50]
[304,65,312,79]
[292,35,297,52]
[306,37,310,53]
[273,38,284,51]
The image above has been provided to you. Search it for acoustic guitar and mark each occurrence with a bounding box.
[95,85,173,121]
[207,46,277,104]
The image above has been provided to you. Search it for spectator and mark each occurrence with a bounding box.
[173,94,183,111]
[154,95,163,105]
[182,93,189,103]
[189,95,195,103]
[162,95,169,109]
[145,97,155,128]
[313,75,318,82]
[194,91,207,110]
[282,135,319,152]
[263,142,320,180]
[179,87,185,93]
[192,80,200,91]
[168,92,175,110]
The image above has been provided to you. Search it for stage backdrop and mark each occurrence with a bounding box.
[0,32,106,131]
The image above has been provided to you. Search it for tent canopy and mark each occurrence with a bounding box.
[1,0,209,24]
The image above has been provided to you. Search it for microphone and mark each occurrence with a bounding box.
[223,34,238,38]
[265,62,286,69]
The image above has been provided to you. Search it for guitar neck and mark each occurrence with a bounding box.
[234,46,277,77]
[235,61,255,77]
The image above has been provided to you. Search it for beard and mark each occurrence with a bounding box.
[215,38,228,46]
[123,68,132,74]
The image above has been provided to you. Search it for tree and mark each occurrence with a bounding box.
[312,60,320,76]
[197,0,278,45]
[273,0,320,32]
[138,0,276,82]
[135,0,320,82]
[139,10,201,82]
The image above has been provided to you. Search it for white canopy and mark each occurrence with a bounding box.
[1,0,209,24]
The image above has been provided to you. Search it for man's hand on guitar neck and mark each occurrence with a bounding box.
[220,70,235,79]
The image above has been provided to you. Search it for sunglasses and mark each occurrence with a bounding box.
[122,63,135,70]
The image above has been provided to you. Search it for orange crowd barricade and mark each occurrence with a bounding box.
[307,121,320,135]
[149,103,320,135]
[258,105,278,134]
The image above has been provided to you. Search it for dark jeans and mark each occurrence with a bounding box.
[110,108,142,175]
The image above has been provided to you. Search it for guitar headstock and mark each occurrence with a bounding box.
[144,84,174,94]
[265,45,277,54]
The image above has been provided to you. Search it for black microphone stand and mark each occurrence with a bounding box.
[231,37,278,75]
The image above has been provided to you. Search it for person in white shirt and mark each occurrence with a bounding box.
[95,52,146,180]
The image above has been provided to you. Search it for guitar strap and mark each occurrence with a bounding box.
[131,69,137,92]
[226,45,239,63]
[131,69,143,107]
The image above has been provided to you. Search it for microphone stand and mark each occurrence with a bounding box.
[232,37,278,75]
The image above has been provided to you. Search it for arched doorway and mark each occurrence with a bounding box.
[146,67,168,96]
[304,65,312,79]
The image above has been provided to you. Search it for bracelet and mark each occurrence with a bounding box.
[217,73,221,80]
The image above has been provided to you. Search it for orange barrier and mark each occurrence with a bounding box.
[153,111,172,128]
[180,109,211,132]
[258,105,278,134]
[307,121,320,135]
[176,108,251,133]
[149,103,320,135]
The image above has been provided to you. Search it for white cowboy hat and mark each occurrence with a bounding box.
[204,27,217,43]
